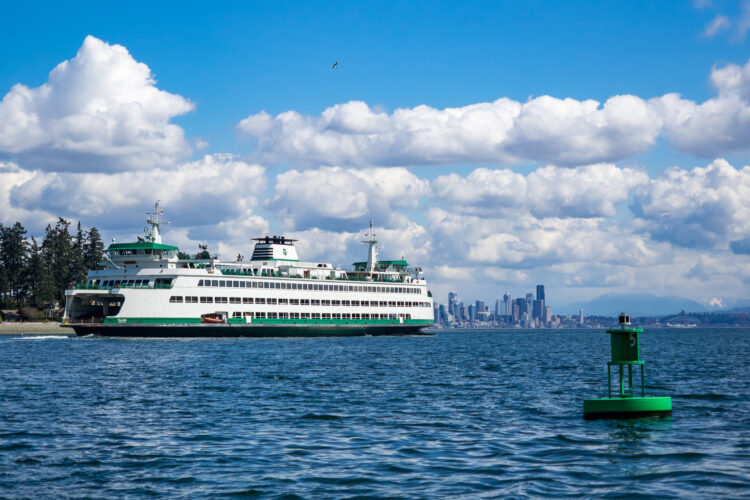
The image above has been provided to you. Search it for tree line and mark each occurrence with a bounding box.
[0,218,103,316]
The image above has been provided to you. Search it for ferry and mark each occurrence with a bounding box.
[62,204,434,337]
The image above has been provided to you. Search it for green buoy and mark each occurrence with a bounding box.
[583,313,672,419]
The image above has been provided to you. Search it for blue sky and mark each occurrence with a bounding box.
[2,1,750,308]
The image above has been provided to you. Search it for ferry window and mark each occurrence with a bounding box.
[279,312,289,319]
[240,281,246,288]
[215,297,228,304]
[342,300,350,306]
[397,301,405,307]
[275,282,280,289]
[232,312,242,318]
[279,298,288,305]
[290,298,299,305]
[243,297,253,304]
[244,312,253,318]
[256,298,266,304]
[322,313,331,319]
[230,297,241,304]
[251,281,258,288]
[406,314,412,319]
[186,296,198,303]
[268,312,278,319]
[301,313,310,319]
[263,282,269,289]
[212,280,218,287]
[234,281,240,287]
[256,312,266,319]
[280,282,286,289]
[321,300,330,306]
[332,300,340,306]
[352,314,360,319]
[301,299,310,306]
[311,313,320,319]
[351,300,360,307]
[361,301,369,307]
[389,314,397,319]
[290,312,300,319]
[200,297,213,303]
[362,314,370,320]
[388,301,396,307]
[302,284,308,290]
[311,299,320,306]
[169,296,183,303]
[219,280,226,287]
[342,313,351,320]
[198,280,203,287]
[332,313,341,319]
[268,298,277,305]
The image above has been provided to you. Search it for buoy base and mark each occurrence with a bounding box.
[583,396,672,420]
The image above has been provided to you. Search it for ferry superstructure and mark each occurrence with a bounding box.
[63,204,434,337]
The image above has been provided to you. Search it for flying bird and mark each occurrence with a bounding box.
[331,61,338,69]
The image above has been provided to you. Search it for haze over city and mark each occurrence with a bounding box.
[2,1,750,310]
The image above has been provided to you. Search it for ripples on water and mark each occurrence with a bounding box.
[0,329,748,498]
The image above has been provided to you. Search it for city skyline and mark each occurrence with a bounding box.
[2,2,750,308]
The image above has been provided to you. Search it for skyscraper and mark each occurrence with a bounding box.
[503,293,511,316]
[448,292,458,317]
[536,285,545,302]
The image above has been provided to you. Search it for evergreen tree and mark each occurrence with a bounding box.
[71,221,86,285]
[84,227,104,271]
[0,222,29,308]
[25,237,55,309]
[43,218,73,303]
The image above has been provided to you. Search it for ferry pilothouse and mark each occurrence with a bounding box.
[63,204,434,337]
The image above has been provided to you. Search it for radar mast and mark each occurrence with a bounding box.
[144,201,169,244]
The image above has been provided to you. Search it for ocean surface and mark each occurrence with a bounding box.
[0,328,748,499]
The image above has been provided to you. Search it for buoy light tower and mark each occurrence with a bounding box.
[583,313,672,419]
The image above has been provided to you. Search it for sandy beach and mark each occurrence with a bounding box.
[0,322,68,335]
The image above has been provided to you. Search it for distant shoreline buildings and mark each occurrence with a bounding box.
[434,285,593,329]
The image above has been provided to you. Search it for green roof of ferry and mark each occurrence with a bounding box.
[107,242,179,251]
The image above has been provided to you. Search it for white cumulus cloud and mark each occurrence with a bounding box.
[0,35,194,172]
[631,159,750,249]
[7,154,266,232]
[656,58,750,157]
[431,163,649,218]
[238,96,661,167]
[267,166,430,231]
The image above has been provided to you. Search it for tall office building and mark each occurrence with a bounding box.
[448,292,458,317]
[536,285,545,302]
[579,308,584,324]
[503,293,511,316]
[533,299,544,320]
[525,293,534,315]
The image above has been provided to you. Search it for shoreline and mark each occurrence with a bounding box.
[0,322,67,335]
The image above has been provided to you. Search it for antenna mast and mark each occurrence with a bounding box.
[361,219,378,272]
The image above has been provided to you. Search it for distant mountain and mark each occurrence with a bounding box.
[556,293,708,317]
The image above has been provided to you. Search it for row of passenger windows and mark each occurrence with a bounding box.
[169,296,431,307]
[229,312,412,320]
[198,279,422,295]
[102,279,150,287]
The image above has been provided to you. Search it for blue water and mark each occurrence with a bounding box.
[0,329,748,498]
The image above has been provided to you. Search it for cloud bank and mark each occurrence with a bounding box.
[238,59,750,167]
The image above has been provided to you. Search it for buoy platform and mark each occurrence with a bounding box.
[583,313,672,419]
